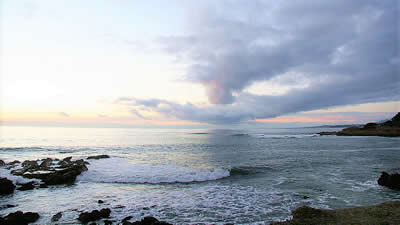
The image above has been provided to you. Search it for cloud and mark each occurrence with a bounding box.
[120,0,399,124]
[59,112,70,117]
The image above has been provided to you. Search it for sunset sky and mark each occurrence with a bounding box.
[1,0,399,127]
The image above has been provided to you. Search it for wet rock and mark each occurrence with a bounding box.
[0,160,5,167]
[89,223,97,225]
[0,204,17,210]
[22,160,39,169]
[39,183,48,188]
[122,216,133,222]
[104,220,113,225]
[378,171,400,190]
[123,216,173,225]
[51,212,62,222]
[77,208,111,223]
[98,200,104,204]
[0,177,15,195]
[0,211,40,225]
[39,158,53,168]
[21,158,88,185]
[303,196,310,199]
[42,163,88,185]
[17,181,36,191]
[87,155,110,160]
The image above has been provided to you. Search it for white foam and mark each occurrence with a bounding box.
[77,158,230,184]
[0,168,38,184]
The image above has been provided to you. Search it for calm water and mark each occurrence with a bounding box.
[1,126,399,224]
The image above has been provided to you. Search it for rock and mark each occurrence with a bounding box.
[104,220,113,225]
[39,158,53,168]
[17,181,36,191]
[122,216,133,222]
[0,177,15,195]
[1,211,40,225]
[89,223,97,225]
[77,208,111,223]
[123,216,173,225]
[98,200,104,204]
[22,160,39,169]
[271,201,400,225]
[51,212,62,222]
[21,158,88,185]
[303,196,310,199]
[87,155,110,160]
[362,122,377,130]
[0,204,17,210]
[39,183,48,188]
[42,162,88,185]
[378,172,400,189]
[0,160,5,167]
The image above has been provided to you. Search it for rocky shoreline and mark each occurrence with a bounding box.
[1,155,399,224]
[319,112,400,137]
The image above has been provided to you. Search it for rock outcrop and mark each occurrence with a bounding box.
[271,201,400,225]
[122,216,173,225]
[319,112,400,137]
[378,172,400,190]
[87,155,110,160]
[0,177,15,195]
[77,208,111,223]
[10,158,88,185]
[0,211,40,225]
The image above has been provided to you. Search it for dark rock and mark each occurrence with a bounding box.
[122,216,133,222]
[123,216,173,225]
[114,205,126,209]
[104,220,113,225]
[39,183,48,188]
[89,223,97,225]
[98,200,104,204]
[378,171,400,189]
[0,160,5,167]
[17,181,36,191]
[303,196,310,199]
[51,212,62,222]
[1,211,40,225]
[87,155,110,160]
[22,160,39,169]
[0,177,15,195]
[362,123,377,130]
[22,159,88,185]
[39,158,53,168]
[0,204,16,210]
[77,208,111,223]
[142,207,150,210]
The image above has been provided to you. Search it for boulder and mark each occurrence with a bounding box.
[87,155,110,160]
[0,177,15,195]
[39,158,53,168]
[77,208,111,223]
[0,160,5,167]
[0,211,40,225]
[122,216,173,225]
[41,162,88,185]
[20,158,88,185]
[17,181,36,191]
[378,172,400,189]
[51,212,62,222]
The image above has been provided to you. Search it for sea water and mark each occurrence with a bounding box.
[1,126,399,224]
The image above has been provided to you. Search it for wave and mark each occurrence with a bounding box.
[229,166,271,176]
[0,147,45,151]
[77,158,230,184]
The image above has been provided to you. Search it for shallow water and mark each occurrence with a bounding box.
[1,126,399,224]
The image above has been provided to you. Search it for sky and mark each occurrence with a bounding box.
[0,0,399,127]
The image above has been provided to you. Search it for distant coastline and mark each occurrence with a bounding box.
[318,112,400,137]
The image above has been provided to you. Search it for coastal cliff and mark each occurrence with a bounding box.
[319,112,400,137]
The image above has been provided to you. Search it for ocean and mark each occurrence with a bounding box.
[1,126,399,224]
